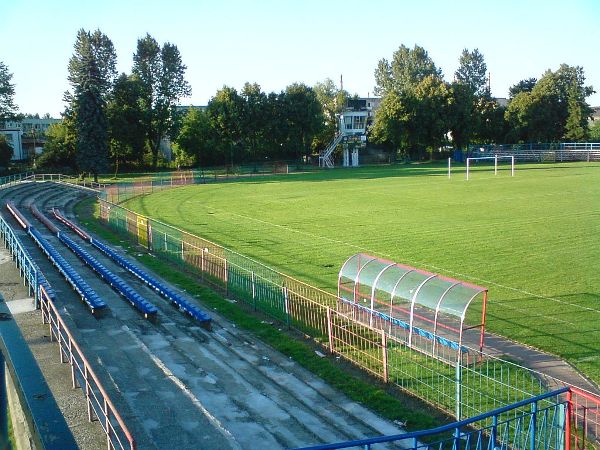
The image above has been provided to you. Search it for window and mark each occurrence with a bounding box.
[353,116,365,130]
[344,116,353,130]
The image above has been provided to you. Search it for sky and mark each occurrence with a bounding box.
[2,0,599,117]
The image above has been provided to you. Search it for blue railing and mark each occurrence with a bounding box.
[293,387,569,450]
[0,213,47,307]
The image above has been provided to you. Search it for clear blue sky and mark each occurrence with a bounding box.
[2,0,599,117]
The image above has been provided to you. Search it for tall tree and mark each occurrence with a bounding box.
[282,83,324,159]
[67,29,116,181]
[374,44,441,96]
[173,107,210,166]
[509,78,537,99]
[505,65,594,142]
[206,86,245,165]
[133,34,191,169]
[0,61,17,121]
[454,48,488,96]
[240,82,267,160]
[313,78,348,149]
[107,73,146,170]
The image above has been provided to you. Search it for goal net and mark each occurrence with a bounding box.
[466,155,514,180]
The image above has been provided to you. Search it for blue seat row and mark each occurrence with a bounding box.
[91,238,211,325]
[28,227,107,313]
[58,233,157,318]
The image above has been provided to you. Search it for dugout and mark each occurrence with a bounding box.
[337,254,488,361]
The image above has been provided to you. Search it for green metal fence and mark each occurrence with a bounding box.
[98,198,568,422]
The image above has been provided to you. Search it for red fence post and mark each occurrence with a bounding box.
[566,389,572,450]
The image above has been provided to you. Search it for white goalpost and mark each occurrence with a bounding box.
[466,155,515,180]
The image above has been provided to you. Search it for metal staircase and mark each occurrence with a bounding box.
[318,133,343,168]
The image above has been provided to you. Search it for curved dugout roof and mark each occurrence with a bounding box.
[338,253,488,353]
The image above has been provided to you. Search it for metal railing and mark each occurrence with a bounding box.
[0,213,39,305]
[0,298,78,450]
[467,143,600,162]
[0,171,34,190]
[39,286,135,450]
[293,387,570,450]
[0,212,135,450]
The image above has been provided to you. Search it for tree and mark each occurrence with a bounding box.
[67,29,117,181]
[448,82,475,150]
[36,122,76,170]
[240,82,268,160]
[0,135,12,168]
[505,65,594,142]
[133,34,191,169]
[107,73,146,170]
[282,83,324,159]
[371,91,410,155]
[174,107,210,166]
[374,44,441,96]
[564,83,588,141]
[313,78,348,150]
[206,86,245,165]
[454,48,488,96]
[589,119,600,141]
[0,61,17,121]
[509,78,537,99]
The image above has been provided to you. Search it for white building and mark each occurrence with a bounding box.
[338,97,380,167]
[1,117,61,161]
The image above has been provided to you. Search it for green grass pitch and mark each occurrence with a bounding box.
[124,162,600,384]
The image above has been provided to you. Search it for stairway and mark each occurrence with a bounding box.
[319,134,343,168]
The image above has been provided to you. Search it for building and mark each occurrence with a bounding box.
[336,97,381,167]
[0,117,61,161]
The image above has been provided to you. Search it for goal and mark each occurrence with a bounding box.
[466,155,514,180]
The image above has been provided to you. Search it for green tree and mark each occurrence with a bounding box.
[509,78,537,99]
[36,122,76,170]
[0,61,17,121]
[133,34,191,169]
[67,29,117,181]
[564,83,588,141]
[174,107,210,166]
[589,120,600,141]
[505,65,594,143]
[282,83,324,159]
[448,82,475,151]
[374,44,441,96]
[454,48,488,96]
[313,78,348,150]
[0,135,12,168]
[206,86,245,165]
[107,73,146,170]
[412,75,451,158]
[371,91,410,155]
[240,82,268,161]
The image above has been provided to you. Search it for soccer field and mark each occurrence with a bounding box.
[124,162,600,383]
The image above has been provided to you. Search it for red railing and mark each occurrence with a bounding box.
[39,286,135,450]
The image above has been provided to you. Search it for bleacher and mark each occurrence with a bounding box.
[28,227,107,313]
[58,232,157,318]
[90,237,211,326]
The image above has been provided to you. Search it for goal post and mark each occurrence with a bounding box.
[466,155,514,180]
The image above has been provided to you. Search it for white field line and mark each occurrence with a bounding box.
[199,206,600,317]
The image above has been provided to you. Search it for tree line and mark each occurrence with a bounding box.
[0,35,598,174]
